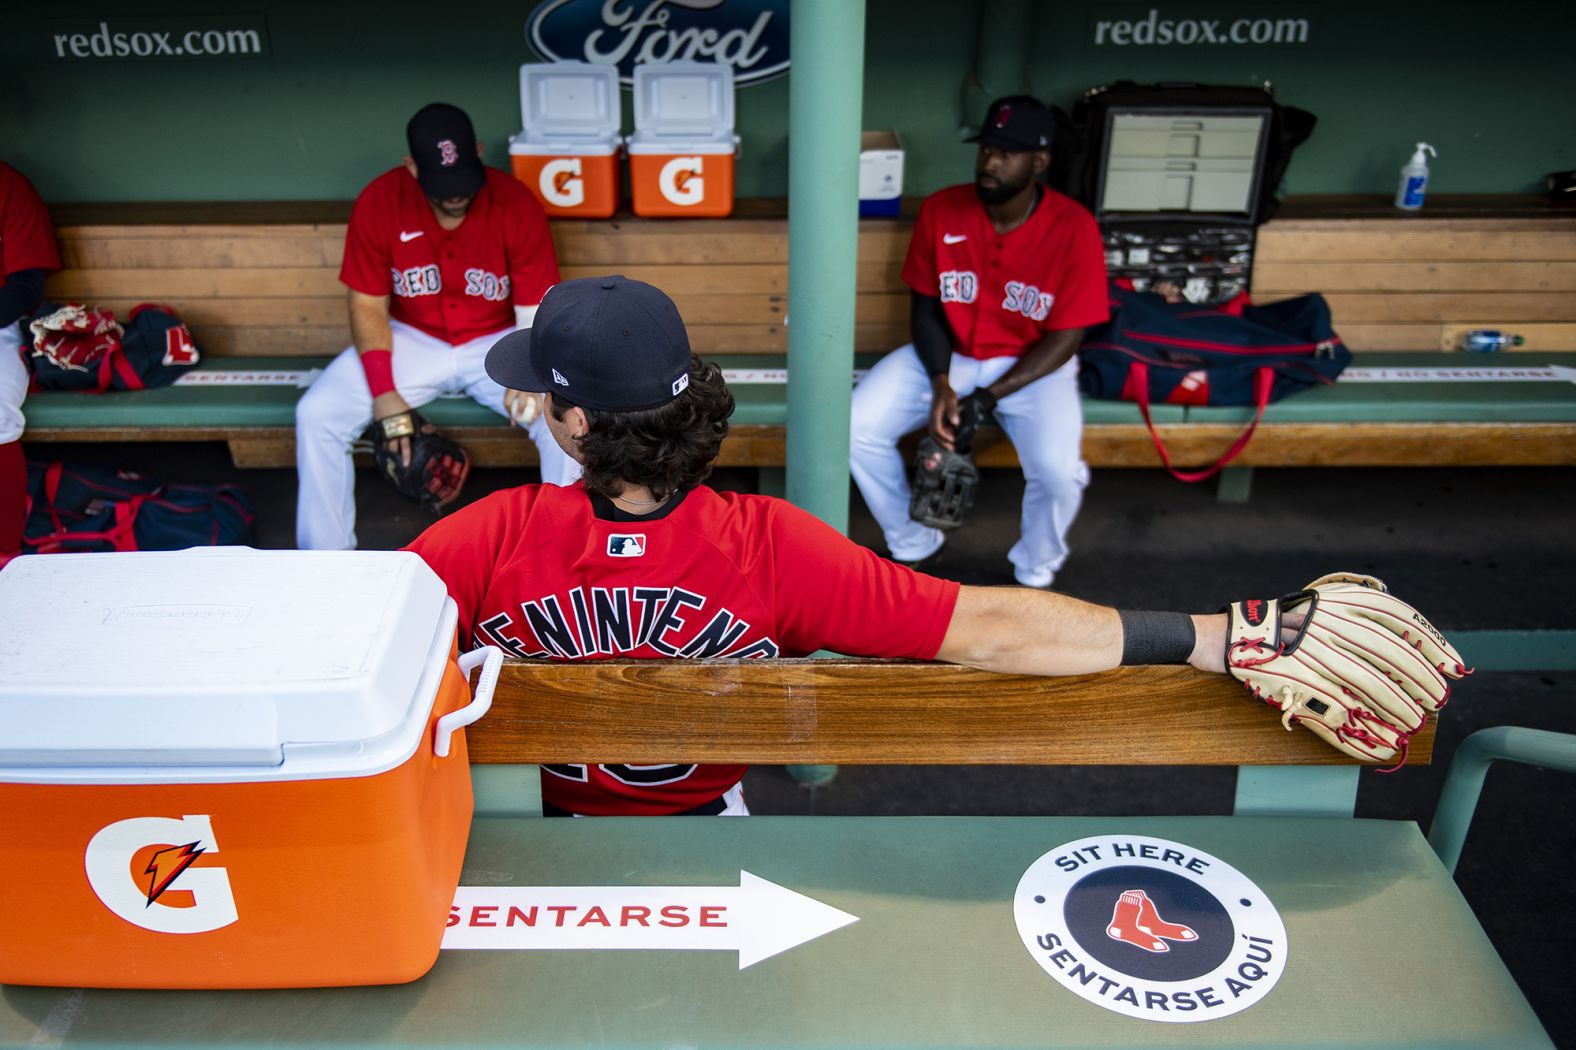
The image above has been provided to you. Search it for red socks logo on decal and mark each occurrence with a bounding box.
[1105,889,1198,953]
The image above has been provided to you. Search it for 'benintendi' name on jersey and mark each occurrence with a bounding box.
[406,483,959,815]
[338,167,559,347]
[902,184,1109,359]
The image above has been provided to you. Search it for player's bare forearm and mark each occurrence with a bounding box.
[348,290,394,357]
[982,327,1084,401]
[936,584,1228,677]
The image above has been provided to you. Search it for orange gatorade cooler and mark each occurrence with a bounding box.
[509,61,621,218]
[0,548,502,989]
[627,61,740,218]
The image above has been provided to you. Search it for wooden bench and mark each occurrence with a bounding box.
[0,659,1557,1048]
[22,198,1576,477]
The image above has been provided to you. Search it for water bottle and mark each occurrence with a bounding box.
[1461,330,1524,353]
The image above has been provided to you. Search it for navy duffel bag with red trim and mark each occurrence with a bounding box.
[21,461,255,555]
[1079,284,1351,480]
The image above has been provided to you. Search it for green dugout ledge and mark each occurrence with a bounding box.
[21,353,1576,471]
[0,814,1551,1048]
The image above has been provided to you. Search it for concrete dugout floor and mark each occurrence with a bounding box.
[22,442,1576,1046]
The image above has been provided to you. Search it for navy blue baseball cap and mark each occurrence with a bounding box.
[407,102,486,200]
[966,95,1054,152]
[486,275,693,412]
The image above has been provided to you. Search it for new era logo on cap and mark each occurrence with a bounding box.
[552,368,569,387]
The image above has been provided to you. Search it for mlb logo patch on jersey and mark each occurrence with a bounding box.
[608,534,646,558]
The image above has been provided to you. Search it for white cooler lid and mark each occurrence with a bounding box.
[0,549,456,782]
[517,61,621,145]
[633,60,735,140]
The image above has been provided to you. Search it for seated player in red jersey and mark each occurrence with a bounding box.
[850,95,1108,588]
[295,103,578,551]
[406,277,1467,817]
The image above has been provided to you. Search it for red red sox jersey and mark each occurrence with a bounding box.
[406,483,960,815]
[902,184,1108,359]
[339,167,560,346]
[0,162,61,280]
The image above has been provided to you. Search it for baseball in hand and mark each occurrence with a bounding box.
[509,391,539,426]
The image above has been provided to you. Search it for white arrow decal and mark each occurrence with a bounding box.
[1340,364,1576,384]
[442,871,858,969]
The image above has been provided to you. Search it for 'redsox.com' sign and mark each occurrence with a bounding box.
[527,0,789,86]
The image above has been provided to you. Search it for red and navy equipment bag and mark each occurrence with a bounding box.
[21,301,201,393]
[1079,283,1351,481]
[21,462,255,555]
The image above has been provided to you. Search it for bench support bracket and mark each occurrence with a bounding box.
[1233,765,1358,817]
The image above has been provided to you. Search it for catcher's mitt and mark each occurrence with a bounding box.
[369,410,471,512]
[1225,572,1471,767]
[908,390,995,530]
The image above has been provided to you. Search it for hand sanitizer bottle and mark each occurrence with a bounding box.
[1395,143,1437,210]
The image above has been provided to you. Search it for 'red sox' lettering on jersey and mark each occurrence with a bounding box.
[902,184,1109,359]
[339,167,559,346]
[406,483,959,815]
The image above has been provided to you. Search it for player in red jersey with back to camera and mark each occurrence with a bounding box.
[406,276,1468,817]
[850,95,1108,588]
[0,161,62,566]
[295,103,578,550]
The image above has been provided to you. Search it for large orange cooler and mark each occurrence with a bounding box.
[0,548,501,989]
[509,61,622,218]
[627,61,739,218]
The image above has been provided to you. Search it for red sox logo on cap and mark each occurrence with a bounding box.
[993,103,1013,129]
[438,140,459,167]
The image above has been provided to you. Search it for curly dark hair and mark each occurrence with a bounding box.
[549,355,734,501]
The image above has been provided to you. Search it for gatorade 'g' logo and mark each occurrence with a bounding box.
[658,157,705,206]
[85,815,238,934]
[540,158,585,208]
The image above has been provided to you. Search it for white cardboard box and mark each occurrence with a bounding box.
[859,130,904,217]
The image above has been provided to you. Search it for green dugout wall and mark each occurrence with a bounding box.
[1,0,1571,203]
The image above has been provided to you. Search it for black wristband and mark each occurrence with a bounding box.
[1117,609,1196,665]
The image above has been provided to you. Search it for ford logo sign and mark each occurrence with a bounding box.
[527,0,790,86]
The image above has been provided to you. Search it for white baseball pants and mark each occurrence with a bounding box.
[295,320,580,550]
[849,344,1089,588]
[1,324,27,443]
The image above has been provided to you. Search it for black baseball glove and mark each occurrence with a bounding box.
[369,409,471,512]
[908,390,996,530]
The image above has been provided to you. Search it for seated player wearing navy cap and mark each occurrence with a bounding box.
[851,95,1108,588]
[407,276,1468,817]
[295,103,578,550]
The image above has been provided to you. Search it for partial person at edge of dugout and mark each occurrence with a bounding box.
[295,102,579,551]
[405,275,1470,818]
[850,94,1108,588]
[0,160,62,568]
